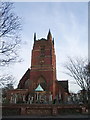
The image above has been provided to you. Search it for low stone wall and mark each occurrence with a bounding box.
[2,104,88,116]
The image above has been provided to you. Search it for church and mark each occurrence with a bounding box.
[6,30,69,104]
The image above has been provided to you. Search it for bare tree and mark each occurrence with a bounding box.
[85,62,90,74]
[64,57,89,90]
[0,2,22,66]
[0,74,16,88]
[1,75,15,101]
[63,57,89,103]
[84,62,90,105]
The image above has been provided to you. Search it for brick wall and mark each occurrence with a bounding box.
[2,104,88,116]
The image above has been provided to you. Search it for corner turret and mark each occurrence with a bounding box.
[47,29,52,41]
[34,33,36,42]
[53,38,54,45]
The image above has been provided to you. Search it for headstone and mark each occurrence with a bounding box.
[31,96,33,103]
[22,94,26,103]
[28,95,31,104]
[10,96,13,103]
[49,94,52,102]
[14,94,17,104]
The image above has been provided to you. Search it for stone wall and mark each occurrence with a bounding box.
[2,104,88,116]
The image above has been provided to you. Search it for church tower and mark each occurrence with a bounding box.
[8,30,69,104]
[29,30,56,98]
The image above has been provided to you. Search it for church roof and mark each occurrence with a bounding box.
[18,69,30,89]
[35,84,44,92]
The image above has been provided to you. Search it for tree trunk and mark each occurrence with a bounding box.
[88,90,90,114]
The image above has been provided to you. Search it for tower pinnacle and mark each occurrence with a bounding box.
[47,29,52,41]
[53,38,54,45]
[34,33,36,42]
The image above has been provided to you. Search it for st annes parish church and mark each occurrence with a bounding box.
[6,30,69,104]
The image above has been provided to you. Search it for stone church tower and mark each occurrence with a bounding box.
[28,30,56,98]
[15,30,69,102]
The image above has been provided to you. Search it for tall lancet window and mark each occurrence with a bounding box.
[40,46,45,57]
[37,76,46,90]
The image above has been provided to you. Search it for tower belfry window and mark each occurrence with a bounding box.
[40,46,45,57]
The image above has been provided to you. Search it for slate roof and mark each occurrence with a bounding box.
[18,69,30,89]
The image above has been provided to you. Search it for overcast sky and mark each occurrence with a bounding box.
[2,2,88,93]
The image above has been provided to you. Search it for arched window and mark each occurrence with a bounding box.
[37,76,46,90]
[24,79,30,89]
[40,46,45,57]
